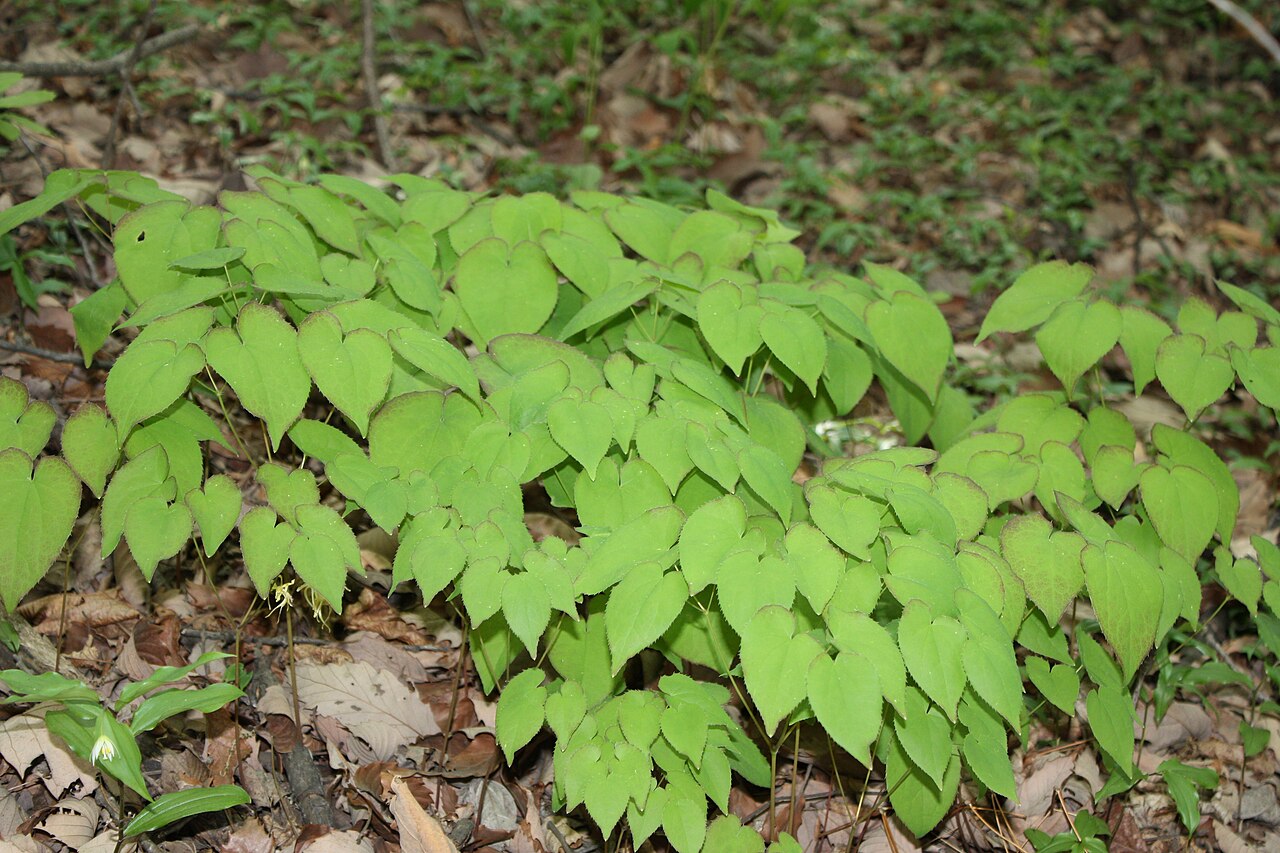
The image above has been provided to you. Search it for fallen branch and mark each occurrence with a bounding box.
[360,0,396,171]
[0,339,113,369]
[1206,0,1280,65]
[0,24,201,78]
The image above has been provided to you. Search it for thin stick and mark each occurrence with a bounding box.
[1205,0,1280,65]
[0,339,114,369]
[360,0,396,170]
[103,0,160,170]
[0,25,202,77]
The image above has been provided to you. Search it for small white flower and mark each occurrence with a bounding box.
[91,732,116,765]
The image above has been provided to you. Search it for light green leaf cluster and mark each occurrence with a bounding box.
[3,168,1277,849]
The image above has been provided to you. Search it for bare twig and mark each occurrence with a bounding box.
[103,0,160,169]
[0,339,113,369]
[0,25,201,78]
[1206,0,1280,65]
[249,649,333,826]
[180,627,449,653]
[360,0,396,171]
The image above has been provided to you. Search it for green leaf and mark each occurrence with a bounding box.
[114,201,221,304]
[1025,656,1080,714]
[717,552,795,637]
[60,404,118,497]
[1158,759,1216,836]
[71,281,129,367]
[124,495,191,580]
[1034,299,1120,398]
[741,605,823,735]
[185,475,241,556]
[558,277,659,341]
[548,396,613,479]
[0,668,99,703]
[297,312,392,436]
[885,727,960,838]
[865,291,952,402]
[204,303,311,450]
[0,378,54,457]
[704,816,764,853]
[125,785,249,837]
[106,341,206,442]
[239,507,294,597]
[606,564,687,672]
[1151,425,1238,542]
[388,326,480,402]
[1118,305,1172,395]
[501,571,551,656]
[806,485,880,560]
[976,261,1093,342]
[697,281,763,374]
[1240,721,1269,758]
[678,495,747,594]
[0,451,81,610]
[129,682,243,735]
[1231,346,1280,410]
[897,600,966,720]
[1140,465,1217,562]
[893,689,954,788]
[394,512,466,596]
[761,304,827,395]
[1091,445,1144,510]
[290,504,360,611]
[1154,334,1234,421]
[0,170,94,238]
[1083,541,1161,682]
[785,523,843,613]
[455,238,558,346]
[661,780,709,853]
[495,668,547,763]
[576,505,684,595]
[636,415,694,493]
[956,592,1022,728]
[1217,550,1261,616]
[808,652,881,766]
[1085,684,1136,774]
[999,514,1084,623]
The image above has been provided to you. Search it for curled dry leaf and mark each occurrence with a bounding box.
[390,775,459,853]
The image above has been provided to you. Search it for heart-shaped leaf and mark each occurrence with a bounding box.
[760,303,827,395]
[1155,334,1234,421]
[1025,655,1080,714]
[106,340,206,442]
[454,238,558,346]
[0,451,80,610]
[257,464,320,527]
[124,495,192,580]
[388,326,481,402]
[548,396,613,479]
[807,652,881,766]
[740,605,823,735]
[204,303,310,450]
[999,514,1084,622]
[897,600,966,719]
[1083,541,1161,682]
[696,281,763,375]
[976,261,1093,341]
[1140,465,1217,562]
[606,564,687,672]
[61,404,119,497]
[806,485,880,560]
[893,691,954,787]
[1091,445,1144,509]
[1034,299,1121,398]
[185,474,242,556]
[297,312,392,436]
[865,291,951,402]
[1232,346,1280,410]
[717,553,795,637]
[239,507,294,597]
[0,377,55,457]
[291,503,361,612]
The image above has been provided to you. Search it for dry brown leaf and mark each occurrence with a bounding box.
[35,798,99,849]
[296,661,441,760]
[299,830,376,853]
[0,713,96,797]
[390,775,459,853]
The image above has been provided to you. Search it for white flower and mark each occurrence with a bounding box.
[90,731,116,765]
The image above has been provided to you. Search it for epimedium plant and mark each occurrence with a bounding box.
[1,166,1279,850]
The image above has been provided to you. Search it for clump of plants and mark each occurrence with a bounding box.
[1,166,1278,849]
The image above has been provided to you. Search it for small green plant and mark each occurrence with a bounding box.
[0,653,249,838]
[1,166,1276,849]
[0,72,54,143]
[1025,809,1111,853]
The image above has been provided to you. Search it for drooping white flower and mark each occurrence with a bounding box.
[90,731,116,765]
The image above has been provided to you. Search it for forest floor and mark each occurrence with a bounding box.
[0,0,1278,851]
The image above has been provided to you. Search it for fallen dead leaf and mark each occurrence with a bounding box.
[296,661,441,760]
[0,713,97,797]
[390,775,460,853]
